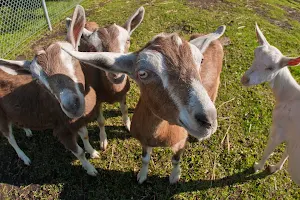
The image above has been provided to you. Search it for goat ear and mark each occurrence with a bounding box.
[66,17,93,40]
[61,47,136,75]
[255,23,270,46]
[123,6,145,35]
[189,25,226,53]
[67,5,86,50]
[0,59,32,75]
[280,56,300,67]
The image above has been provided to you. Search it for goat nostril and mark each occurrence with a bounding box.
[241,75,249,85]
[74,96,80,107]
[195,113,212,128]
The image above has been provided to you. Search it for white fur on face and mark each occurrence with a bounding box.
[58,42,85,111]
[138,48,216,139]
[88,32,103,52]
[138,50,169,88]
[245,45,283,85]
[189,78,215,111]
[116,25,130,53]
[30,59,50,90]
[189,43,203,71]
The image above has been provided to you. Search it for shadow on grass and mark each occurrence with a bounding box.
[102,108,134,119]
[57,167,271,199]
[0,133,271,199]
[0,109,269,199]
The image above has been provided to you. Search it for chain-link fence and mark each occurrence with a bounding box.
[0,0,82,59]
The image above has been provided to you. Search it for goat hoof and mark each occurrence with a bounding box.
[24,129,33,137]
[169,169,181,184]
[253,162,263,172]
[137,171,147,184]
[86,167,98,176]
[19,153,31,166]
[125,121,131,132]
[83,161,98,176]
[90,150,100,159]
[100,139,108,151]
[268,165,280,174]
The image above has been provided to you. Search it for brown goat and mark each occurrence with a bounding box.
[63,25,226,183]
[66,7,145,150]
[0,5,99,176]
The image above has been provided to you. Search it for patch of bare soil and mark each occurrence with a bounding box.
[281,5,300,23]
[167,20,197,34]
[248,1,293,29]
[187,0,226,10]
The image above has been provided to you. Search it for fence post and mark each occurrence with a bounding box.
[41,0,52,31]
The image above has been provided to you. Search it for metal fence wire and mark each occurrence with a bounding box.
[0,0,82,59]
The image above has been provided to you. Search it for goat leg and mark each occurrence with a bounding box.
[137,146,152,184]
[78,126,100,158]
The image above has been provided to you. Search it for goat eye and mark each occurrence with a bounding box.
[138,70,148,79]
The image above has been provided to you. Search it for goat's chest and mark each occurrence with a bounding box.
[130,100,188,147]
[130,113,188,147]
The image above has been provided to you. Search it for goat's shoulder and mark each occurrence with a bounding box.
[0,70,33,97]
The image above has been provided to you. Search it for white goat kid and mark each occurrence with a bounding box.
[241,23,300,185]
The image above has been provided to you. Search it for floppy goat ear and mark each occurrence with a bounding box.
[123,6,145,35]
[189,25,226,54]
[280,56,300,67]
[0,59,32,75]
[66,5,86,50]
[255,23,270,46]
[61,48,136,76]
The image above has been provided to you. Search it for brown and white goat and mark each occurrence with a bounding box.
[63,25,226,183]
[0,5,99,176]
[241,24,300,185]
[66,7,145,150]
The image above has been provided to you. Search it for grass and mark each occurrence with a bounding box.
[0,0,82,59]
[1,0,300,199]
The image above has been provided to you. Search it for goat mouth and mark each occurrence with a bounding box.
[61,105,84,119]
[179,119,211,140]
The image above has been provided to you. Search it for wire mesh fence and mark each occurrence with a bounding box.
[0,0,82,59]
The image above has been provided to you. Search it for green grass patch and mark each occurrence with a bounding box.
[0,0,300,199]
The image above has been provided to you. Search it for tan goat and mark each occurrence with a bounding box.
[241,24,300,185]
[66,6,145,150]
[0,5,99,176]
[63,25,226,183]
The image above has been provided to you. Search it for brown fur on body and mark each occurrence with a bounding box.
[0,44,89,151]
[0,73,62,129]
[131,36,223,148]
[79,23,130,104]
[0,5,103,175]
